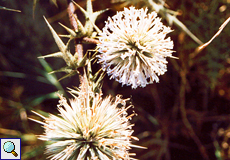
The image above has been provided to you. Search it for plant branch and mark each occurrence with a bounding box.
[147,0,203,45]
[67,1,78,31]
[179,69,209,160]
[67,1,83,61]
[83,37,100,44]
[67,1,85,84]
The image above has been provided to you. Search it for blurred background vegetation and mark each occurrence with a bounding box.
[0,0,230,159]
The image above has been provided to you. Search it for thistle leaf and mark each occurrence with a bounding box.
[86,0,93,15]
[58,71,78,81]
[33,0,38,17]
[59,35,71,38]
[72,1,87,16]
[72,0,107,36]
[43,16,66,54]
[38,52,63,59]
[44,16,75,66]
[88,9,109,27]
[50,0,58,7]
[48,66,73,74]
[59,22,77,38]
[73,14,86,35]
[67,87,80,97]
[0,6,21,12]
[78,52,89,68]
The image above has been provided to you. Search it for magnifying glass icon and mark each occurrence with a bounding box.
[3,141,18,157]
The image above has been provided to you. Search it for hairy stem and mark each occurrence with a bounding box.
[67,1,84,83]
[67,2,78,31]
[67,1,83,61]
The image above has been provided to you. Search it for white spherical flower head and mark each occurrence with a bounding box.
[97,7,174,89]
[31,88,142,159]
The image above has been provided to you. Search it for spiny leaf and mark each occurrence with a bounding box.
[67,87,80,97]
[72,1,88,17]
[58,71,78,81]
[48,67,73,74]
[33,0,38,18]
[78,52,89,68]
[91,68,105,82]
[43,16,66,54]
[73,14,86,35]
[87,8,109,28]
[0,6,21,12]
[86,0,93,15]
[38,52,63,59]
[72,0,107,36]
[44,16,74,66]
[33,0,57,18]
[59,35,72,38]
[59,22,77,38]
[50,0,58,7]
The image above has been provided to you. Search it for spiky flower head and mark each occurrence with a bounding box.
[97,7,175,89]
[30,79,141,160]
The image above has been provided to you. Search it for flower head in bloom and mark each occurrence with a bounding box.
[97,7,175,89]
[30,79,142,159]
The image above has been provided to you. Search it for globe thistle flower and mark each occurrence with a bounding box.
[97,7,175,89]
[30,79,142,159]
